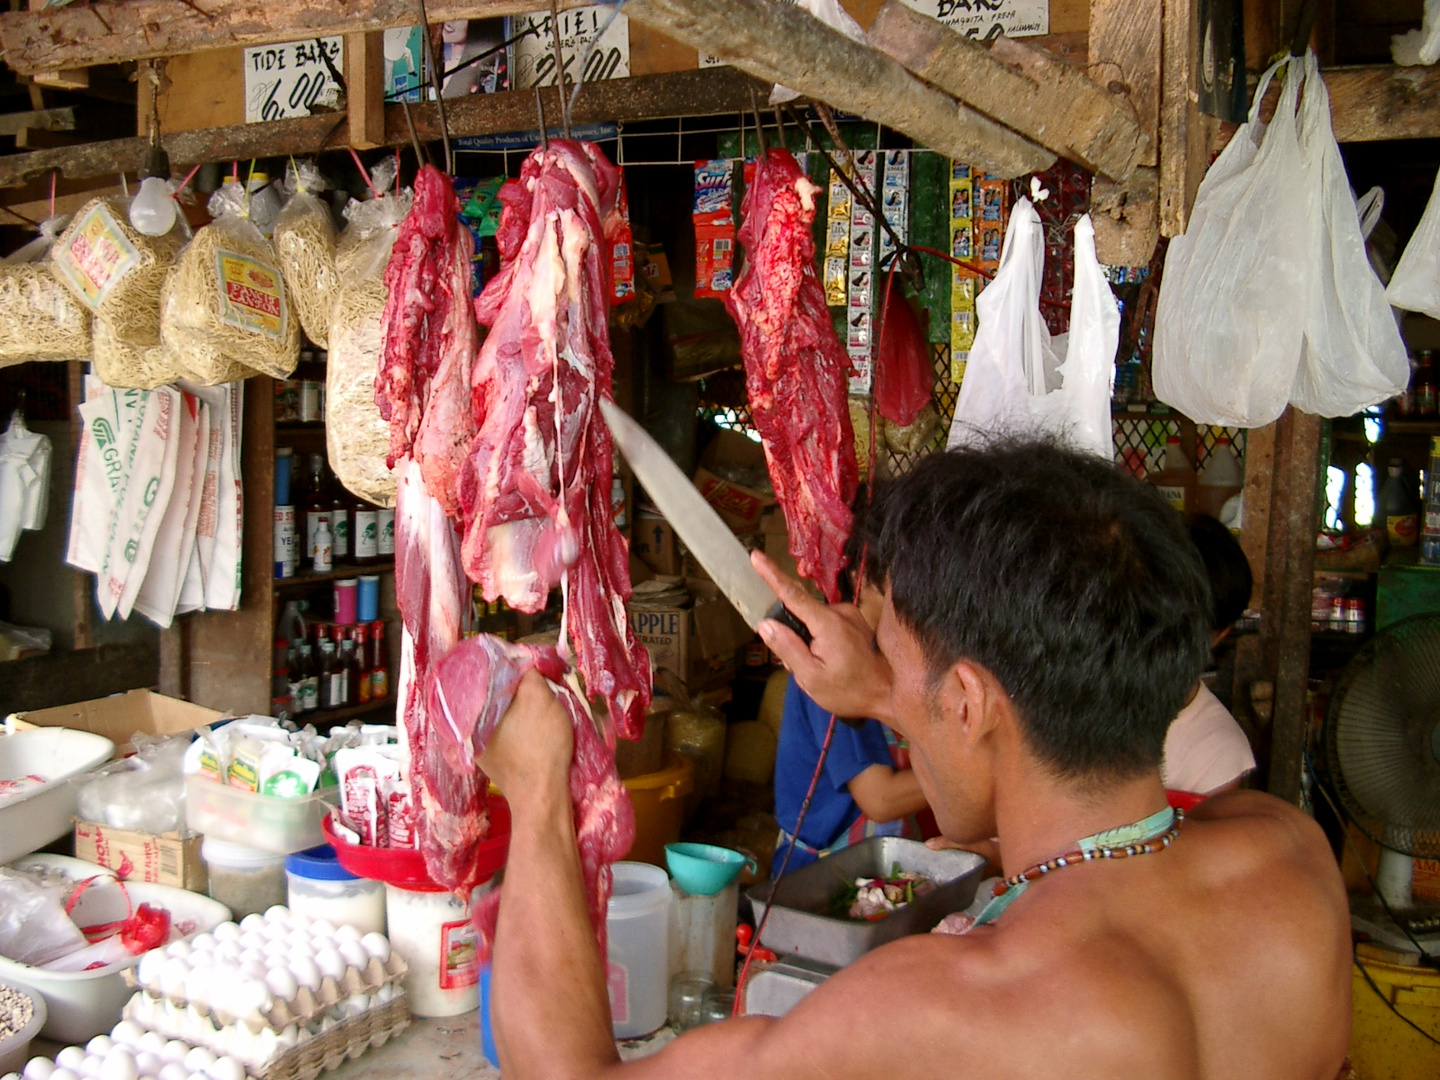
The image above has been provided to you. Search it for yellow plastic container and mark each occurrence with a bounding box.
[1350,956,1440,1079]
[622,752,694,867]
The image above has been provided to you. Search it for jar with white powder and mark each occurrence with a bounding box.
[384,882,483,1017]
[285,845,386,935]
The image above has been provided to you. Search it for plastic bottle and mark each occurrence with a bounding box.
[370,622,389,700]
[340,630,360,708]
[297,643,319,713]
[1423,437,1440,566]
[331,482,352,562]
[353,501,379,563]
[318,635,341,710]
[313,515,334,573]
[305,454,329,569]
[1379,459,1419,548]
[353,623,372,704]
[1416,350,1437,417]
[1197,433,1244,520]
[377,507,395,558]
[1146,435,1196,517]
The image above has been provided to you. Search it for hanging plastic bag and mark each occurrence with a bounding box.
[132,391,203,628]
[1153,56,1310,427]
[273,161,339,349]
[1392,0,1440,65]
[0,410,53,562]
[0,214,91,367]
[874,273,932,428]
[1387,167,1440,320]
[1289,54,1409,417]
[769,0,866,104]
[161,179,296,383]
[0,869,87,967]
[327,186,412,509]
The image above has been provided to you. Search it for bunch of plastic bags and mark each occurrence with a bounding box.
[1386,168,1440,320]
[945,197,1119,458]
[1154,52,1408,425]
[0,410,51,562]
[68,376,243,627]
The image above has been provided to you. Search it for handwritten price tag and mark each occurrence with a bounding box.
[244,38,344,123]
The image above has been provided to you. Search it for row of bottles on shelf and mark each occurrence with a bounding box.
[1118,430,1244,523]
[1379,436,1440,566]
[275,449,394,577]
[274,350,330,424]
[1390,349,1438,420]
[272,619,390,718]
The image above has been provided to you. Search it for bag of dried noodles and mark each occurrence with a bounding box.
[0,215,91,367]
[161,180,297,384]
[326,185,412,509]
[273,161,338,349]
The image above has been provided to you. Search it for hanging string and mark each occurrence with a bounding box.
[349,147,381,198]
[48,172,56,221]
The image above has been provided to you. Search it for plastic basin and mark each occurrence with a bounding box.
[322,798,510,888]
[622,753,694,867]
[0,728,115,864]
[0,980,45,1074]
[184,775,333,855]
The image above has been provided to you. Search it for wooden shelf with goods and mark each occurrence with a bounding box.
[275,560,395,593]
[301,697,396,729]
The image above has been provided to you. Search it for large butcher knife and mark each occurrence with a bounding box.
[599,398,810,643]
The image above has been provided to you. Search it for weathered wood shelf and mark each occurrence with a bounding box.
[275,560,396,592]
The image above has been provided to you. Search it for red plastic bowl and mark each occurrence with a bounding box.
[321,797,511,890]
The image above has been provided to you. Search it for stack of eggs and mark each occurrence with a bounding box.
[120,907,408,1077]
[1,1023,243,1080]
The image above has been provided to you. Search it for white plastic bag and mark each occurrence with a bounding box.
[1392,0,1440,65]
[133,391,203,628]
[1291,52,1409,417]
[0,410,52,562]
[1387,167,1440,319]
[68,376,145,575]
[205,381,243,612]
[1153,55,1310,427]
[177,383,226,615]
[769,0,866,104]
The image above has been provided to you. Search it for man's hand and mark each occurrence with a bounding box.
[752,550,894,723]
[478,667,573,809]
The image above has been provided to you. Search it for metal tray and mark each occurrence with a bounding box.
[746,837,986,968]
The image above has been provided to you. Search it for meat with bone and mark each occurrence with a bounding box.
[375,165,477,521]
[425,632,634,960]
[460,140,650,739]
[727,148,858,603]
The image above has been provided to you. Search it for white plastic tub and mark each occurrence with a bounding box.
[0,861,230,1043]
[606,862,671,1039]
[0,980,45,1074]
[0,728,114,864]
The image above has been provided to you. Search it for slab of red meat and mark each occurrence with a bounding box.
[393,457,484,891]
[375,165,477,520]
[460,140,651,739]
[875,273,932,428]
[425,632,634,960]
[727,149,858,603]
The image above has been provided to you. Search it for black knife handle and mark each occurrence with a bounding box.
[763,599,812,645]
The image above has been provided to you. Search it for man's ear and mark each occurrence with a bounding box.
[940,660,998,752]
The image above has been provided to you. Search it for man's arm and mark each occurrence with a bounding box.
[847,764,928,823]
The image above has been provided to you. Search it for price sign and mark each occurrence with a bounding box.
[509,6,629,90]
[244,38,344,123]
[898,0,1048,39]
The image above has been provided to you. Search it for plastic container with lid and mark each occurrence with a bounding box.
[605,861,671,1039]
[185,774,329,853]
[384,883,480,1018]
[202,837,287,919]
[285,844,386,935]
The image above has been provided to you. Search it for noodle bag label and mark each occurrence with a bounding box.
[214,249,287,339]
[53,203,141,310]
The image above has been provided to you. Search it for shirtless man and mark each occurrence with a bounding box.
[479,440,1351,1080]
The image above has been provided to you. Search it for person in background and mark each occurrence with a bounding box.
[771,499,929,877]
[1163,515,1257,801]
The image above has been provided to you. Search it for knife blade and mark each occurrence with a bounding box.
[600,398,808,641]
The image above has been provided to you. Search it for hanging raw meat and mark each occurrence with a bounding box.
[727,148,858,603]
[459,140,651,740]
[874,273,932,428]
[425,633,633,958]
[376,165,477,520]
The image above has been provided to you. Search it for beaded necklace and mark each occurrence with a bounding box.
[971,805,1184,928]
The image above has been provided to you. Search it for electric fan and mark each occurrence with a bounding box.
[1322,613,1440,954]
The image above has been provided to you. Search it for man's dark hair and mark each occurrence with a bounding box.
[868,439,1211,781]
[1188,515,1253,633]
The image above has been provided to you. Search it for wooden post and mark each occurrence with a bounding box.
[345,32,386,151]
[1159,0,1221,238]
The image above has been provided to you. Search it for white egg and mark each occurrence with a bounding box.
[99,1054,138,1080]
[287,956,321,991]
[238,914,266,934]
[23,1058,56,1080]
[109,1022,144,1048]
[159,1045,188,1067]
[375,982,395,1003]
[238,960,267,982]
[55,1049,88,1072]
[358,934,390,963]
[261,939,290,959]
[137,1033,167,1055]
[236,932,263,953]
[263,905,289,923]
[189,934,215,953]
[312,948,345,981]
[284,911,311,931]
[183,966,212,1005]
[157,1067,188,1080]
[159,957,190,997]
[308,918,335,938]
[77,1056,103,1078]
[332,924,362,945]
[131,1054,161,1079]
[187,950,214,968]
[212,924,240,943]
[180,1051,213,1076]
[85,1037,113,1056]
[336,941,368,971]
[264,968,298,1001]
[136,951,166,990]
[283,927,312,948]
[165,940,192,960]
[184,1073,209,1080]
[204,1060,243,1080]
[5,1071,23,1080]
[213,943,242,965]
[50,1070,80,1080]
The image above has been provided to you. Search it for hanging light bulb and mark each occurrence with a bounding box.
[131,176,177,236]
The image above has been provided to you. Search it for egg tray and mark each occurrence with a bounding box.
[122,992,410,1080]
[122,954,409,1033]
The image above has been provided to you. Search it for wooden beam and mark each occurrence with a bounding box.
[0,66,771,190]
[866,0,1146,180]
[344,32,385,152]
[0,0,590,77]
[624,0,1053,178]
[31,69,88,91]
[1324,64,1440,142]
[0,105,73,136]
[0,642,159,713]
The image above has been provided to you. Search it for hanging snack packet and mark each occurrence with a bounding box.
[327,184,412,509]
[273,161,339,349]
[0,215,92,367]
[162,179,298,383]
[333,746,401,846]
[693,160,735,300]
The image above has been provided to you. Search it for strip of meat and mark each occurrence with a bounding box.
[375,166,477,520]
[727,149,859,603]
[426,632,634,959]
[460,140,650,739]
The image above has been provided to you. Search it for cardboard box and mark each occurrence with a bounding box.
[17,690,224,755]
[73,820,207,892]
[693,430,774,532]
[632,513,683,576]
[627,577,754,693]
